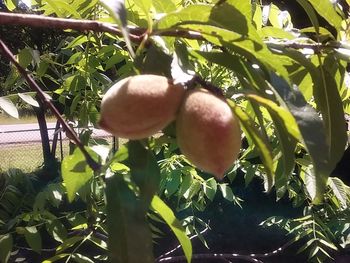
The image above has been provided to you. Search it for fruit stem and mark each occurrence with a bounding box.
[187,75,225,98]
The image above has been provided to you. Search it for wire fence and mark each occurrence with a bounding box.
[0,122,115,172]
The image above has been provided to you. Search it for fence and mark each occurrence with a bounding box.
[0,122,115,172]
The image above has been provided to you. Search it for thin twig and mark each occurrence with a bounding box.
[246,239,294,258]
[0,12,144,43]
[156,224,210,261]
[156,239,294,263]
[0,12,345,52]
[157,253,263,263]
[0,39,101,171]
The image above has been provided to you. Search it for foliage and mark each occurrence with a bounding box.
[1,0,350,262]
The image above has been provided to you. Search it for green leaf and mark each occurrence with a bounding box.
[296,0,320,33]
[43,253,70,263]
[125,141,160,211]
[165,169,181,197]
[46,220,68,243]
[56,236,84,253]
[106,173,154,263]
[105,53,125,70]
[260,26,296,40]
[69,75,86,92]
[268,73,329,203]
[305,0,342,30]
[66,52,82,65]
[203,178,217,201]
[246,94,301,141]
[318,239,338,251]
[0,97,19,119]
[153,0,176,13]
[177,172,192,199]
[47,0,81,18]
[228,100,274,191]
[156,3,249,35]
[24,226,42,254]
[315,56,347,171]
[65,36,89,49]
[150,195,192,263]
[192,51,253,86]
[134,0,152,19]
[0,234,13,263]
[110,162,130,172]
[71,253,94,263]
[101,0,135,57]
[36,60,49,77]
[271,114,296,200]
[328,177,348,208]
[44,0,66,17]
[157,3,288,79]
[18,93,39,107]
[245,93,297,198]
[244,165,256,187]
[18,48,32,68]
[134,44,172,76]
[219,184,235,202]
[183,180,201,200]
[4,0,16,10]
[61,148,94,202]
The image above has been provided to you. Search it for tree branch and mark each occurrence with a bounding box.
[0,12,145,43]
[156,239,294,263]
[157,253,263,263]
[0,39,101,172]
[156,224,210,261]
[0,11,345,52]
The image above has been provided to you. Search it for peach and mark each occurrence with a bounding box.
[99,75,185,139]
[176,88,241,179]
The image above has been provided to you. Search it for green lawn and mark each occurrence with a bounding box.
[0,142,70,172]
[0,113,119,172]
[0,113,56,125]
[0,138,117,173]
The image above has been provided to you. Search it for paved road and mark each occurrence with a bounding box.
[0,122,111,145]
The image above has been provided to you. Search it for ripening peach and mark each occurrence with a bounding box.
[176,88,241,180]
[99,75,185,139]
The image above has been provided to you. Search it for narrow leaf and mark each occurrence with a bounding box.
[328,177,348,208]
[71,253,94,263]
[203,178,217,201]
[228,100,275,191]
[43,253,70,263]
[106,172,154,263]
[306,0,342,30]
[316,57,347,171]
[296,0,319,33]
[125,141,160,211]
[61,148,94,202]
[56,236,84,253]
[151,195,192,263]
[246,94,301,140]
[24,226,42,253]
[18,93,39,107]
[4,0,16,10]
[0,234,13,263]
[268,72,329,203]
[17,48,32,68]
[101,0,135,57]
[0,97,19,119]
[46,220,68,243]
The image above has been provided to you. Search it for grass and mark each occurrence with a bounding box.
[0,137,117,173]
[0,142,70,172]
[0,113,56,125]
[0,112,118,172]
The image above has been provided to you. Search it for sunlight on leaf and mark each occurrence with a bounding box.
[151,195,192,263]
